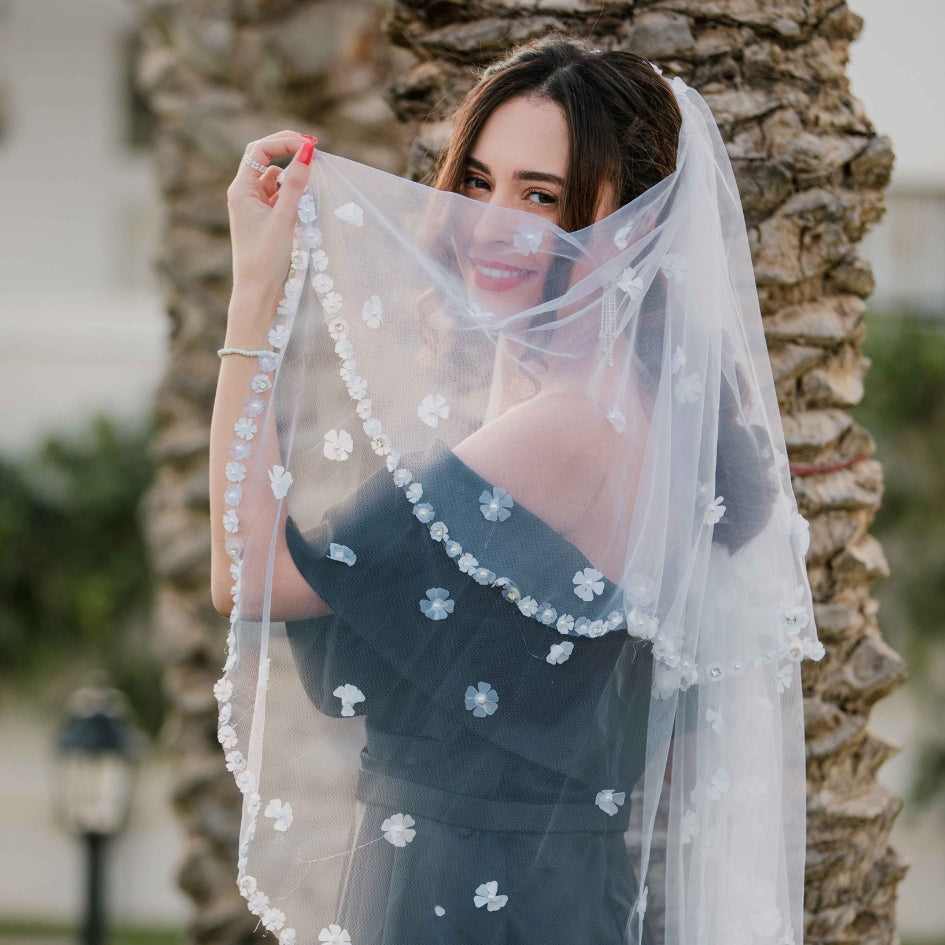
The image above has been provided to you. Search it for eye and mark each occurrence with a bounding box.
[463,174,490,192]
[527,190,557,206]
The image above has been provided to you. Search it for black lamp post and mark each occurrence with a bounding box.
[54,684,138,945]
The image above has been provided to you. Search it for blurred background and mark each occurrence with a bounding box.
[0,0,941,944]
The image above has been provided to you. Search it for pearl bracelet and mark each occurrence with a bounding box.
[218,347,273,359]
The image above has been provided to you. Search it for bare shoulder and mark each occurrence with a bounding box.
[453,390,620,530]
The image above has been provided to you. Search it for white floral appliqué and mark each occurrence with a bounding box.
[420,587,454,621]
[362,295,383,328]
[614,220,635,250]
[296,192,317,224]
[556,614,574,635]
[474,881,508,912]
[468,301,495,322]
[660,253,688,284]
[418,393,449,428]
[595,789,626,816]
[323,428,354,461]
[234,418,257,441]
[778,605,810,634]
[317,926,351,945]
[465,681,498,717]
[413,502,434,523]
[334,202,364,226]
[328,543,356,566]
[480,487,513,522]
[616,265,645,300]
[573,567,605,602]
[790,512,811,558]
[214,677,233,703]
[704,495,726,525]
[547,641,574,665]
[321,291,343,316]
[381,812,416,847]
[248,890,269,916]
[606,407,627,432]
[225,751,246,773]
[262,908,286,932]
[660,253,688,283]
[268,324,290,349]
[518,596,538,617]
[707,768,730,800]
[268,465,293,499]
[333,683,365,717]
[264,798,293,831]
[675,372,703,404]
[312,273,334,295]
[512,225,542,255]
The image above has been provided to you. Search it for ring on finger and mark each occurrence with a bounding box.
[242,154,268,175]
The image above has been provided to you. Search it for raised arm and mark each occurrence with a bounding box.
[209,132,328,621]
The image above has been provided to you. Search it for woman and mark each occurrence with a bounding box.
[210,38,822,945]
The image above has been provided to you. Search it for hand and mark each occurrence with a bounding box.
[227,131,317,303]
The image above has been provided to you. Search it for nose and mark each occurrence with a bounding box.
[470,198,514,251]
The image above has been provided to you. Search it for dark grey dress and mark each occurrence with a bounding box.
[285,445,654,945]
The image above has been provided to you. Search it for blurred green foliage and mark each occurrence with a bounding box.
[0,416,164,734]
[0,918,180,945]
[855,312,945,815]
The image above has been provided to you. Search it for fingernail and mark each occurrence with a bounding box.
[302,135,318,144]
[298,141,314,165]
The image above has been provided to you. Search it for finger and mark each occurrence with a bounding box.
[270,139,318,225]
[234,131,308,185]
[258,164,283,205]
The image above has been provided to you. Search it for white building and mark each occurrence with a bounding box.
[0,0,165,457]
[851,0,945,317]
[0,0,184,931]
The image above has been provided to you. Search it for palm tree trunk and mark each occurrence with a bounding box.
[386,3,907,943]
[132,3,404,942]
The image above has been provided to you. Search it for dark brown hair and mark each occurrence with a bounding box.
[434,38,682,231]
[435,39,774,553]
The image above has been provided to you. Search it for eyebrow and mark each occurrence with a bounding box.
[467,156,564,187]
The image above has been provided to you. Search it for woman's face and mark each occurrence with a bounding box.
[456,95,568,316]
[455,95,615,319]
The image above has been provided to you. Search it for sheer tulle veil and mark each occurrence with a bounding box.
[215,71,823,945]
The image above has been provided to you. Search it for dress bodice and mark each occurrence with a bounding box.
[284,445,654,827]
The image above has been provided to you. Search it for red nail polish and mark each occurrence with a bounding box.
[298,141,314,165]
[302,134,318,144]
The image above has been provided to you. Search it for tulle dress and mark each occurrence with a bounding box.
[284,443,655,945]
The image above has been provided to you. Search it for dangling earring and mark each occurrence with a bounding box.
[599,286,618,366]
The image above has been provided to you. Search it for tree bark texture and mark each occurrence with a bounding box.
[133,2,405,942]
[385,2,907,944]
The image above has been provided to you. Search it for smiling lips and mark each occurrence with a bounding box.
[471,256,538,292]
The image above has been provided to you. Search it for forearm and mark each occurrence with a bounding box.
[211,133,327,620]
[209,286,285,614]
